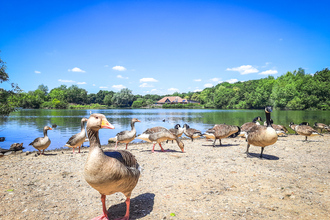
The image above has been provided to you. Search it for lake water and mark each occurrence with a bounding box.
[1,109,329,152]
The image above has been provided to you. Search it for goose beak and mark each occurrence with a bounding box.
[49,127,53,130]
[101,119,115,129]
[137,120,141,122]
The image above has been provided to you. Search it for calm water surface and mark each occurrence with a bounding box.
[0,109,329,152]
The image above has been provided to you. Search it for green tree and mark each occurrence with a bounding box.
[37,84,49,96]
[0,52,20,116]
[112,88,134,107]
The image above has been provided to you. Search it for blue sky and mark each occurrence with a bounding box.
[1,0,329,95]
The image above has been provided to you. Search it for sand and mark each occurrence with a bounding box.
[0,134,330,220]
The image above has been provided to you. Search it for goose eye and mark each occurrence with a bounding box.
[95,117,98,119]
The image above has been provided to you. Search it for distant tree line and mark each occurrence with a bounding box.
[1,50,330,116]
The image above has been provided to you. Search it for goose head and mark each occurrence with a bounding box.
[265,106,272,113]
[81,118,88,123]
[44,126,53,131]
[174,124,181,129]
[87,114,115,131]
[132,118,141,123]
[183,124,190,129]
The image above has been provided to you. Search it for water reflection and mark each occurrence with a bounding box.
[0,109,329,152]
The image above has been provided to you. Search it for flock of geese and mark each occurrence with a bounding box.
[26,107,328,220]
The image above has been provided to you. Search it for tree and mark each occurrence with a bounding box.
[0,52,20,116]
[37,84,49,96]
[112,88,134,107]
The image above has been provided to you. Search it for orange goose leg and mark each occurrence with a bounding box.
[91,194,109,220]
[115,141,118,150]
[158,143,166,152]
[125,143,128,150]
[115,197,131,220]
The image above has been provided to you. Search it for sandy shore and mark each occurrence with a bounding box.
[1,134,330,220]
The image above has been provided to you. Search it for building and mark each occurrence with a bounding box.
[156,96,199,105]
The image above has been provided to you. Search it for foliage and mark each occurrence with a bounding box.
[111,88,134,107]
[0,52,20,116]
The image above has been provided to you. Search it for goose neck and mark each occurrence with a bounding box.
[87,127,101,149]
[265,112,271,127]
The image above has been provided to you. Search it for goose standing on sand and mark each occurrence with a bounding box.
[203,124,240,147]
[84,113,141,220]
[290,122,323,141]
[238,116,263,138]
[314,122,329,133]
[136,126,184,153]
[115,118,141,150]
[65,118,88,154]
[183,124,203,142]
[246,107,278,158]
[167,124,184,143]
[29,126,52,155]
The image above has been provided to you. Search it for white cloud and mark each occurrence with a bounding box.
[151,89,158,93]
[93,84,96,86]
[58,79,75,83]
[99,86,108,89]
[259,70,278,75]
[68,67,86,73]
[112,66,126,71]
[226,79,238,84]
[204,83,213,88]
[35,71,41,74]
[112,84,126,90]
[210,77,221,82]
[226,65,258,75]
[194,79,201,82]
[117,75,129,79]
[104,65,109,67]
[194,89,202,92]
[139,83,154,88]
[168,88,179,93]
[140,78,158,83]
[77,82,87,85]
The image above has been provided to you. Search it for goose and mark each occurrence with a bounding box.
[52,124,57,128]
[167,124,184,143]
[182,124,203,142]
[136,126,184,153]
[115,118,141,150]
[246,107,278,158]
[314,122,329,133]
[29,126,52,155]
[290,122,323,141]
[237,116,263,137]
[65,118,88,154]
[84,113,141,220]
[203,124,240,147]
[263,119,288,136]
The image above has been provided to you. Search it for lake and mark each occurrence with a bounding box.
[0,109,329,152]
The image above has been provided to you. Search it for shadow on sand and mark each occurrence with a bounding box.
[107,193,155,220]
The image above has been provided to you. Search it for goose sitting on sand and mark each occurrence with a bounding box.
[203,124,240,147]
[246,107,278,158]
[290,122,323,141]
[136,126,184,153]
[84,113,141,220]
[29,126,52,155]
[167,124,184,143]
[65,118,88,154]
[115,118,141,150]
[238,116,263,138]
[183,124,203,142]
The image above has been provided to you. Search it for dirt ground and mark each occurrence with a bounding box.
[0,134,330,220]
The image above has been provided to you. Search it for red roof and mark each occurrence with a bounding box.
[157,96,187,104]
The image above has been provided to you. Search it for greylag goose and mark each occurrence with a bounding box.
[167,124,184,143]
[203,124,240,147]
[238,116,263,137]
[29,126,52,155]
[314,122,329,133]
[84,113,141,220]
[65,118,88,153]
[246,107,278,158]
[290,122,323,141]
[183,124,203,142]
[115,118,141,150]
[136,126,184,153]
